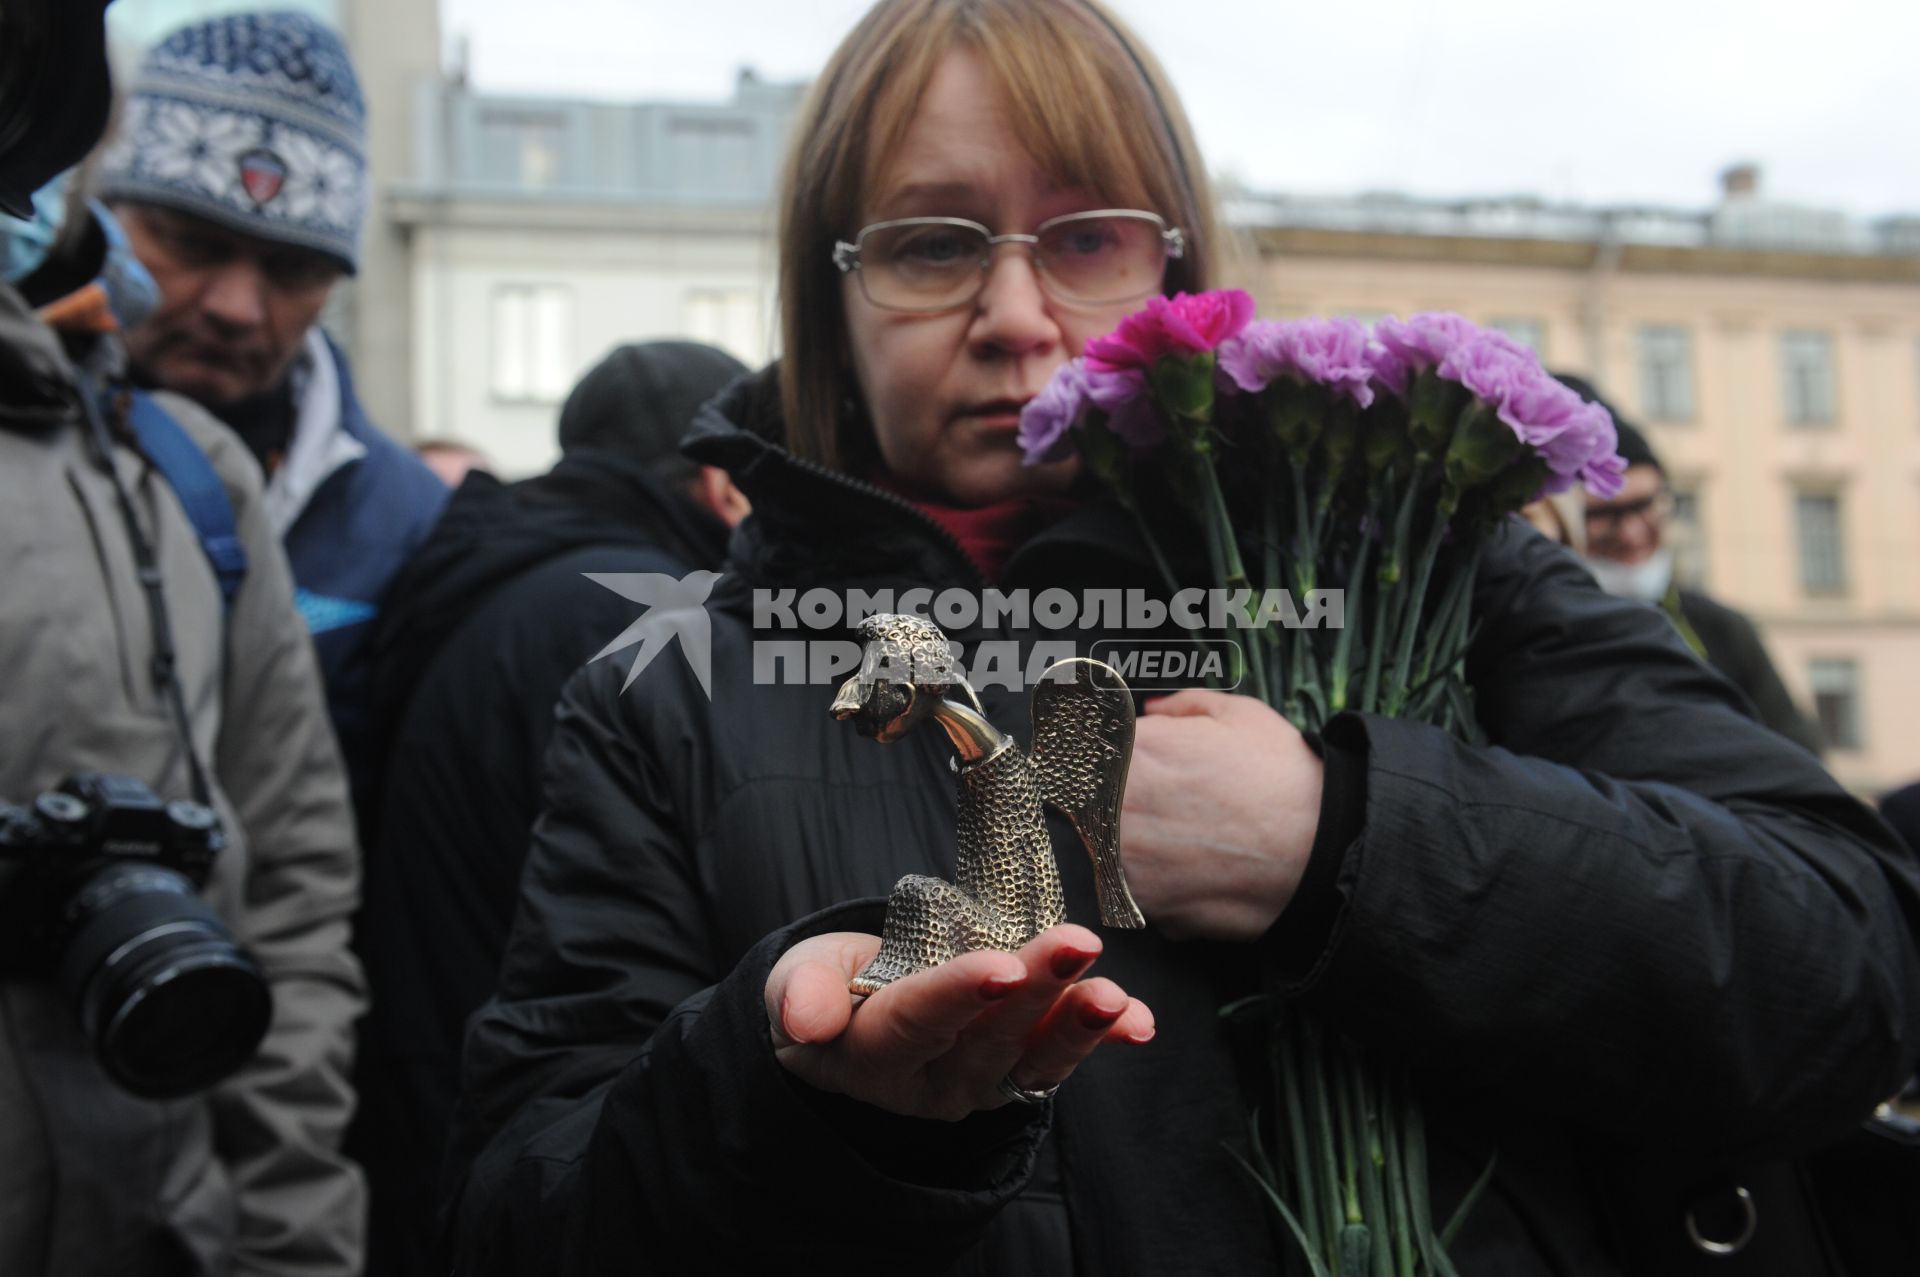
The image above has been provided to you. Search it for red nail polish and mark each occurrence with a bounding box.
[980,976,1022,1001]
[1079,1003,1123,1031]
[1051,948,1096,980]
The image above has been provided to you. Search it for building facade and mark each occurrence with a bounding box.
[393,71,800,476]
[1230,174,1920,793]
[93,16,1919,793]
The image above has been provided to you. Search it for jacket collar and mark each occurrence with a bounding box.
[0,282,82,433]
[685,367,995,595]
[260,327,366,536]
[683,365,1174,606]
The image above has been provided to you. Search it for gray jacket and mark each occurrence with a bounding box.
[0,284,366,1276]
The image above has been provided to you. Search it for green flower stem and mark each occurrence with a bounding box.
[1404,1098,1439,1277]
[1292,464,1316,596]
[1331,1051,1393,1277]
[1383,492,1453,718]
[1188,449,1240,694]
[1331,1056,1362,1227]
[1263,454,1291,712]
[1353,1067,1393,1277]
[1196,441,1271,705]
[1278,1019,1326,1263]
[1128,504,1183,602]
[1308,1024,1346,1264]
[1228,1141,1332,1277]
[1288,463,1324,730]
[1412,539,1484,701]
[1362,470,1419,714]
[1380,1069,1416,1277]
[1380,468,1423,640]
[1127,503,1228,693]
[1328,535,1369,715]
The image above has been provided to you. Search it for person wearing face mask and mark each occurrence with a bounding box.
[0,4,366,1273]
[1566,374,1824,755]
[93,10,451,825]
[439,3,1919,1274]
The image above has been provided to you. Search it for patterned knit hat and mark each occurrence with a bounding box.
[95,10,367,274]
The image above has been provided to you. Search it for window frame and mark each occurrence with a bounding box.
[1780,329,1838,427]
[1636,324,1697,424]
[488,283,575,405]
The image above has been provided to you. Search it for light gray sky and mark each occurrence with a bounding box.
[442,0,1920,218]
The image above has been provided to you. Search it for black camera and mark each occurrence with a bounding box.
[0,772,271,1098]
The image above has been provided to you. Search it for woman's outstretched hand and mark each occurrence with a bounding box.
[765,924,1154,1121]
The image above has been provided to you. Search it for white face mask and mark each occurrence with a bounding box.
[1583,546,1674,603]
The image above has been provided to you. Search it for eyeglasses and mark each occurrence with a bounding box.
[832,209,1185,313]
[1584,489,1672,536]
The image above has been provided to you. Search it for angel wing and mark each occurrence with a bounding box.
[1030,658,1145,928]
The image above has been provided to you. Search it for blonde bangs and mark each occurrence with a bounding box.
[966,5,1158,212]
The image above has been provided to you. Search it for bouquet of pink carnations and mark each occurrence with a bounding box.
[1020,293,1625,1277]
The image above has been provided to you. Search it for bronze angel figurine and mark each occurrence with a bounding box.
[829,613,1144,995]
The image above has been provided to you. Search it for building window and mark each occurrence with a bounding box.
[1668,484,1706,589]
[1780,330,1836,425]
[1488,316,1545,352]
[1808,658,1863,751]
[1794,491,1847,596]
[1636,325,1695,422]
[477,108,568,189]
[683,289,764,364]
[667,117,755,197]
[491,285,572,402]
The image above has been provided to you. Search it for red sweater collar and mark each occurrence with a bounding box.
[869,473,1077,583]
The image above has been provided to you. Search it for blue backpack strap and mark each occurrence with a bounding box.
[124,391,249,609]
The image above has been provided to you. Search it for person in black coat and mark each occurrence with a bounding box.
[1561,375,1824,756]
[439,3,1920,1274]
[349,340,748,1276]
[1883,782,1920,856]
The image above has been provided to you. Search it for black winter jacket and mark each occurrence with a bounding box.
[1668,586,1824,757]
[351,451,728,1275]
[444,369,1920,1276]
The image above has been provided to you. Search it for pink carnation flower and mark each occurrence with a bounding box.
[1017,359,1167,467]
[1084,289,1256,373]
[1437,330,1628,499]
[1369,312,1486,398]
[1018,359,1092,465]
[1217,317,1376,408]
[1436,329,1533,410]
[1084,364,1166,451]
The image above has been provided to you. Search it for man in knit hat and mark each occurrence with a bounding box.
[97,10,449,821]
[1562,373,1824,755]
[3,3,365,1274]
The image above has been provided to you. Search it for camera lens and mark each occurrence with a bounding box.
[56,864,271,1099]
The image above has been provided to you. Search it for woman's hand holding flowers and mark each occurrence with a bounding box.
[1121,691,1324,942]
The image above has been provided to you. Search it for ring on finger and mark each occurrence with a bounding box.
[997,1074,1061,1106]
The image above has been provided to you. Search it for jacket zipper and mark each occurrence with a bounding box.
[781,451,992,597]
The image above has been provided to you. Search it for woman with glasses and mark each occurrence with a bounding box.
[443,2,1920,1273]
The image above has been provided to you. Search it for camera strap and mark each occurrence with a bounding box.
[123,391,248,610]
[74,374,216,809]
